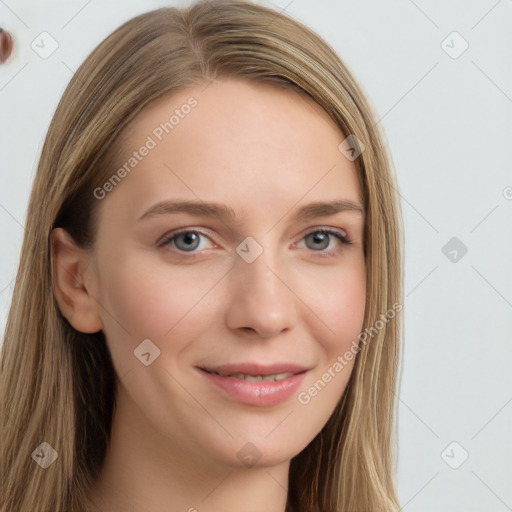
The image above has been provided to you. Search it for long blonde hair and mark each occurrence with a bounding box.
[0,1,403,510]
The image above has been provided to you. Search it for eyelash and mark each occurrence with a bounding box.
[158,227,351,257]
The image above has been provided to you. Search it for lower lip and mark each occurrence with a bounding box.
[197,368,307,407]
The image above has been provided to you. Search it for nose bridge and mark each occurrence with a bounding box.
[226,234,297,336]
[237,239,280,294]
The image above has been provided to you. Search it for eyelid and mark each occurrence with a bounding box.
[303,226,349,240]
[158,227,216,248]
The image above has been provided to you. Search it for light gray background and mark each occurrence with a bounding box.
[1,1,511,510]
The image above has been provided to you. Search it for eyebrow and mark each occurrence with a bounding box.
[137,198,364,224]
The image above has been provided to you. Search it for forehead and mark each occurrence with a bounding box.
[99,78,362,224]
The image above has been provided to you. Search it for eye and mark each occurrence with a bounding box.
[159,229,214,254]
[298,228,351,254]
[159,227,351,257]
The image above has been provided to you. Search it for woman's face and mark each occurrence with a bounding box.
[86,78,366,468]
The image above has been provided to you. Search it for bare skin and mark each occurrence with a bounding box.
[52,78,366,512]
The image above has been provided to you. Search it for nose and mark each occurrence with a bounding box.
[224,241,298,339]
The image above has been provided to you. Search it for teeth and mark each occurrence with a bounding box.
[203,369,295,381]
[226,372,294,381]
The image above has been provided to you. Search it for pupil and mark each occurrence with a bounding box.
[178,232,199,251]
[309,232,328,250]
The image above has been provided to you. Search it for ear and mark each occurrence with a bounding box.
[50,228,103,333]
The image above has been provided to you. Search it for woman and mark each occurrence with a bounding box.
[0,1,403,510]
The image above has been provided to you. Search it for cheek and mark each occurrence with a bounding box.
[295,256,366,348]
[95,243,365,383]
[293,257,365,399]
[95,253,224,373]
[325,272,366,337]
[294,262,365,412]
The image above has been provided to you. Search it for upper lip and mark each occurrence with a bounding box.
[198,362,309,376]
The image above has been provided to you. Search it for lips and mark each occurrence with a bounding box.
[196,362,309,407]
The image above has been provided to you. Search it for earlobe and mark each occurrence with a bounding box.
[50,228,103,334]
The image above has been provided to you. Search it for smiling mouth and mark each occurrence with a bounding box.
[198,361,310,381]
[197,364,308,406]
[201,369,296,381]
